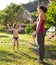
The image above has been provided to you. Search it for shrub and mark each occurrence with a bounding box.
[25,24,33,33]
[0,24,6,32]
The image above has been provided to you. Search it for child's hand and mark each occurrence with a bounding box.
[7,24,10,28]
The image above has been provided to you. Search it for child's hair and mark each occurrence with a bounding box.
[13,23,17,28]
[39,6,47,13]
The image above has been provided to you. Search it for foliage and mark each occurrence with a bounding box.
[25,24,33,33]
[31,12,38,21]
[0,1,56,33]
[45,1,56,33]
[0,24,6,32]
[0,3,24,25]
[47,1,56,26]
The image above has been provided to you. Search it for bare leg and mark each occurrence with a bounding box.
[13,39,16,51]
[17,39,19,51]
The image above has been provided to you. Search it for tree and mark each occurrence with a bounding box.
[0,3,24,25]
[47,1,56,34]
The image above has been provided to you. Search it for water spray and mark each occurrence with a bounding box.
[23,10,37,45]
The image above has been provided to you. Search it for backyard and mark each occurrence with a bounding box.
[0,32,56,65]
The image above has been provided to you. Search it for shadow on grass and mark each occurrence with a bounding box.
[0,35,9,38]
[19,51,37,60]
[41,62,52,65]
[29,42,56,59]
[18,51,51,65]
[0,50,22,62]
[29,43,56,65]
[45,45,56,59]
[19,39,29,43]
[28,43,39,54]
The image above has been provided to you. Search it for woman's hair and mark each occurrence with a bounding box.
[39,6,47,13]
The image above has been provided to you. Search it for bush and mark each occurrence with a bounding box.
[25,23,33,33]
[0,24,6,32]
[47,1,56,26]
[44,1,56,34]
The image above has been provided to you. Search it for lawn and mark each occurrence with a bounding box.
[0,32,56,65]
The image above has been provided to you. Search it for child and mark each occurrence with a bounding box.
[7,23,19,51]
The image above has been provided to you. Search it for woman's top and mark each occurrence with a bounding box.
[37,17,46,33]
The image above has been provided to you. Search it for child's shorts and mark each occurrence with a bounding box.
[13,37,18,40]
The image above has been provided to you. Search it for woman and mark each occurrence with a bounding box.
[30,6,47,62]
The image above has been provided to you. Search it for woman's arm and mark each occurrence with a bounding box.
[33,15,42,38]
[36,15,42,33]
[30,18,37,25]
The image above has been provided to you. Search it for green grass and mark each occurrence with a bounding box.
[0,32,56,65]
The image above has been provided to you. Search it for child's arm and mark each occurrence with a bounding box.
[7,24,13,31]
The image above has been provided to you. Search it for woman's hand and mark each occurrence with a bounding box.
[33,32,36,39]
[30,19,37,25]
[29,18,33,23]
